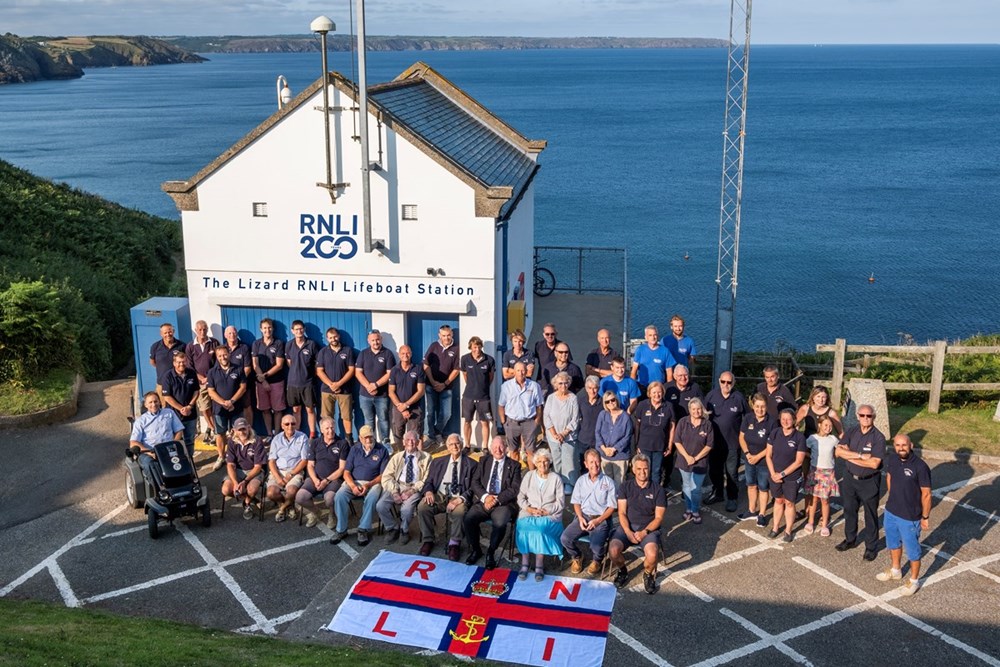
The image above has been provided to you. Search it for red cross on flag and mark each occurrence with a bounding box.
[328,551,617,666]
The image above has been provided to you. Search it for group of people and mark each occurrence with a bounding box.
[137,315,933,596]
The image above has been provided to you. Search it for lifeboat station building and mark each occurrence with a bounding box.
[156,62,545,422]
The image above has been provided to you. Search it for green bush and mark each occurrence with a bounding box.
[0,160,182,378]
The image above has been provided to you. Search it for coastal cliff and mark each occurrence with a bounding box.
[166,35,729,53]
[0,34,206,84]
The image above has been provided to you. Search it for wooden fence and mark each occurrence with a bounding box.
[816,339,1000,414]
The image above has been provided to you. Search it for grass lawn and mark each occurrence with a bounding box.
[890,404,1000,457]
[0,369,76,416]
[0,598,446,667]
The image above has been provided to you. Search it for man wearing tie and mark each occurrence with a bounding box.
[417,434,476,560]
[465,435,523,569]
[376,429,430,545]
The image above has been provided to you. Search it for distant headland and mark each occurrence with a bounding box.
[0,34,206,84]
[165,34,729,53]
[0,32,727,85]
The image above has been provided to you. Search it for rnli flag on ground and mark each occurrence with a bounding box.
[328,550,617,667]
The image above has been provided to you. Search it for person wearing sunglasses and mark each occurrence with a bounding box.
[834,404,887,561]
[596,390,633,484]
[705,371,747,513]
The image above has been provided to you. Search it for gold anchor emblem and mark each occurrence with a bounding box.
[448,615,490,644]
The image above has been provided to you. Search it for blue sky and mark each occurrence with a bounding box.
[5,0,998,44]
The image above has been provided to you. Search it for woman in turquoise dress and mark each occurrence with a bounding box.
[515,448,565,581]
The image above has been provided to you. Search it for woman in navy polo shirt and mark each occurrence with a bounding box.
[673,397,713,524]
[739,393,775,527]
[766,409,808,542]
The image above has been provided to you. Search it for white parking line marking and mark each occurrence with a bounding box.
[933,495,999,524]
[609,623,676,667]
[0,503,128,597]
[932,472,999,496]
[718,608,814,666]
[793,556,1000,667]
[235,609,304,634]
[923,544,1000,586]
[48,562,80,608]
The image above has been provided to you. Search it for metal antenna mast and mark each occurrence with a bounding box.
[713,0,752,374]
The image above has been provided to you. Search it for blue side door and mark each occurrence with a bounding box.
[406,312,460,434]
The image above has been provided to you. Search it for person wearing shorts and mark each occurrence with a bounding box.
[496,361,543,466]
[460,336,495,451]
[609,453,666,594]
[766,408,808,542]
[221,418,267,520]
[266,415,309,522]
[316,327,355,442]
[252,318,287,437]
[739,393,776,526]
[876,434,931,596]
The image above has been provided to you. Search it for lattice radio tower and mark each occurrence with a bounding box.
[713,0,753,374]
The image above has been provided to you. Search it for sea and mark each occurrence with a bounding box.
[1,45,998,353]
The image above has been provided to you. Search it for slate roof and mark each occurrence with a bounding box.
[163,62,545,220]
[370,79,537,219]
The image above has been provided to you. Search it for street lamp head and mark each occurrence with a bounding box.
[310,15,335,34]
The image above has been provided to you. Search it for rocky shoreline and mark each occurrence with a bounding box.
[0,34,206,84]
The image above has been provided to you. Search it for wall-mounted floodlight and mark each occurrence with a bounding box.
[277,75,292,110]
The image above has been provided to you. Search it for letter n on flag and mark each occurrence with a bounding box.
[328,551,617,667]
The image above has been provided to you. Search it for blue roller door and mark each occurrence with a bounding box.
[407,312,460,435]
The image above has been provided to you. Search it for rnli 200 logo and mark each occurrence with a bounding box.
[299,213,358,260]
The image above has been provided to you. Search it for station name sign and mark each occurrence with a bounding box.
[198,273,477,299]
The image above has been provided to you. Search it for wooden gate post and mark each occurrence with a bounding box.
[928,340,947,414]
[832,338,847,410]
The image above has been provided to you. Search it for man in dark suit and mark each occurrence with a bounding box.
[465,435,522,569]
[416,434,476,561]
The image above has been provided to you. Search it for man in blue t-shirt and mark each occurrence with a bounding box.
[631,324,676,393]
[876,434,931,596]
[599,356,640,414]
[663,314,697,372]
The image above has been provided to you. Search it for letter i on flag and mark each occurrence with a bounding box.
[328,551,617,667]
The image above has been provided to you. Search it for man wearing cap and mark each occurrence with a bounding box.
[221,417,267,520]
[331,425,389,547]
[354,330,397,445]
[417,433,475,560]
[266,415,310,523]
[876,434,932,596]
[377,429,431,545]
[835,404,888,561]
[207,346,247,471]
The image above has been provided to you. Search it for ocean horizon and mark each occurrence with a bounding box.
[1,45,997,352]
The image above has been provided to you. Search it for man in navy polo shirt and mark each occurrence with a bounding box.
[295,417,350,528]
[389,345,426,448]
[501,329,535,380]
[664,364,704,419]
[705,371,747,511]
[149,323,185,397]
[285,320,319,438]
[355,330,397,445]
[756,365,796,420]
[331,425,390,547]
[316,327,355,442]
[540,342,585,396]
[631,324,676,393]
[207,346,247,471]
[533,322,570,379]
[585,328,617,379]
[223,325,253,424]
[835,404,887,561]
[161,351,199,456]
[460,336,495,451]
[876,434,932,596]
[423,325,461,444]
[599,356,641,414]
[663,314,697,372]
[609,453,666,594]
[252,318,286,437]
[184,320,218,441]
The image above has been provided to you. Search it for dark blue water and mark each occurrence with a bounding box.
[2,46,998,352]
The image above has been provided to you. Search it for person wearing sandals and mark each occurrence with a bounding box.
[796,386,844,522]
[544,371,582,492]
[515,448,565,582]
[739,394,776,527]
[766,409,808,542]
[804,415,840,537]
[673,398,713,525]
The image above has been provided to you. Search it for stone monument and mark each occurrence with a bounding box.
[842,378,891,438]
